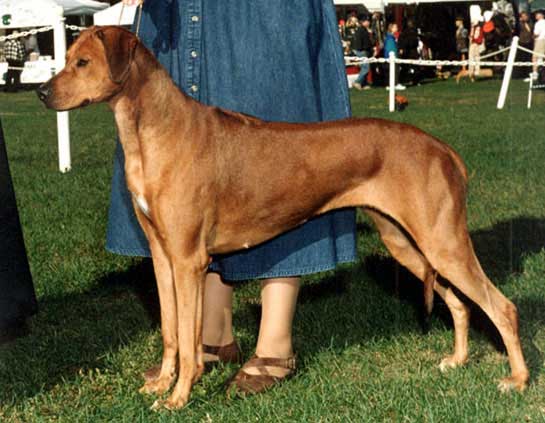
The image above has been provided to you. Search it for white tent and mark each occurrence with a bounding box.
[0,0,106,172]
[55,0,108,16]
[94,2,137,26]
[334,0,385,14]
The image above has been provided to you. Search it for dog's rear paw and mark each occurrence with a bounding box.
[139,376,174,396]
[439,354,467,372]
[497,376,528,393]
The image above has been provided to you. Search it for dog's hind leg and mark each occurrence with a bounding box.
[365,209,470,370]
[434,282,470,371]
[418,228,529,392]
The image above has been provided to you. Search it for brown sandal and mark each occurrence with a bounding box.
[227,355,296,395]
[142,340,242,382]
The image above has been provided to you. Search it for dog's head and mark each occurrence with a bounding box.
[37,26,138,111]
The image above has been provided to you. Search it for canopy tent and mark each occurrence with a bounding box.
[0,0,107,172]
[94,2,137,26]
[334,0,385,14]
[0,0,107,27]
[55,0,108,16]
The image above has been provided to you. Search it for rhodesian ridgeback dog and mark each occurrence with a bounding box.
[37,26,529,410]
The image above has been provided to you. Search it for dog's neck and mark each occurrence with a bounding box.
[107,45,198,200]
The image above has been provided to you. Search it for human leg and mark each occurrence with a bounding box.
[228,277,300,394]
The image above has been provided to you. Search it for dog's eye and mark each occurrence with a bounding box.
[76,59,89,67]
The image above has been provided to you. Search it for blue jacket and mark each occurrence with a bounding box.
[384,32,398,58]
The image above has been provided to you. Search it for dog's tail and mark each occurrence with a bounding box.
[423,270,437,316]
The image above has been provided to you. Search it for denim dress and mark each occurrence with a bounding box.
[106,0,357,280]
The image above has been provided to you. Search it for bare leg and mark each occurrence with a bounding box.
[202,272,235,358]
[242,277,300,378]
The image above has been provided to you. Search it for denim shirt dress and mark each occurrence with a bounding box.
[106,0,357,280]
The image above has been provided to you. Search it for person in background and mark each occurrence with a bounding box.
[455,17,469,61]
[532,10,545,80]
[3,30,25,93]
[352,16,374,90]
[118,0,357,396]
[398,19,421,86]
[24,31,40,58]
[383,23,406,90]
[518,11,534,80]
[455,17,469,79]
[468,19,484,81]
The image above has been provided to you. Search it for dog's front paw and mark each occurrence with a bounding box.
[438,354,467,372]
[139,376,174,396]
[497,375,528,393]
[150,394,188,411]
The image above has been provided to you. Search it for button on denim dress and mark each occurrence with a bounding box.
[106,0,357,280]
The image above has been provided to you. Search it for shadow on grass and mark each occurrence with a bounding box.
[1,217,543,403]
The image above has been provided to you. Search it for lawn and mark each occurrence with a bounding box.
[0,78,544,422]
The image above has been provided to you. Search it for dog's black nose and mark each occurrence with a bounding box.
[36,83,51,102]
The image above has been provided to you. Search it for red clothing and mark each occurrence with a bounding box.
[470,25,483,44]
[482,20,495,34]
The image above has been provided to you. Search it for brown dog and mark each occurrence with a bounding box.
[37,26,528,409]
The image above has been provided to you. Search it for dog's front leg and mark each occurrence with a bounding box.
[156,253,207,410]
[136,218,179,396]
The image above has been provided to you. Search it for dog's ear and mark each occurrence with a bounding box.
[96,27,138,84]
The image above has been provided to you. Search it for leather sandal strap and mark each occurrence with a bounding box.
[203,340,242,364]
[242,355,297,372]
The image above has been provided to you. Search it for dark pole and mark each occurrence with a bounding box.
[0,117,37,339]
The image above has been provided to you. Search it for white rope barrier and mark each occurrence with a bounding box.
[478,45,512,60]
[0,24,86,43]
[345,56,537,68]
[516,44,545,59]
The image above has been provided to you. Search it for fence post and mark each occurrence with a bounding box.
[497,36,519,110]
[53,6,71,172]
[389,52,395,112]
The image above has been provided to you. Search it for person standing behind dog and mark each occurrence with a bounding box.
[3,31,25,93]
[532,10,545,80]
[398,20,421,86]
[352,16,373,90]
[517,11,534,80]
[118,0,357,395]
[455,17,469,61]
[383,23,405,90]
[468,20,484,81]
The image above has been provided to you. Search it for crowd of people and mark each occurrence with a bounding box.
[339,5,545,89]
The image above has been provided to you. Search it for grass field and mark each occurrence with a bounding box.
[0,78,544,422]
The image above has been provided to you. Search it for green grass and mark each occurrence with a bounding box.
[1,78,544,422]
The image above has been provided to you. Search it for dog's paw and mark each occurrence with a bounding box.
[139,376,174,396]
[150,395,188,411]
[497,376,528,393]
[438,354,467,372]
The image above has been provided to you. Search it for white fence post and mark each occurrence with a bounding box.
[53,6,71,173]
[497,36,519,110]
[389,52,395,112]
